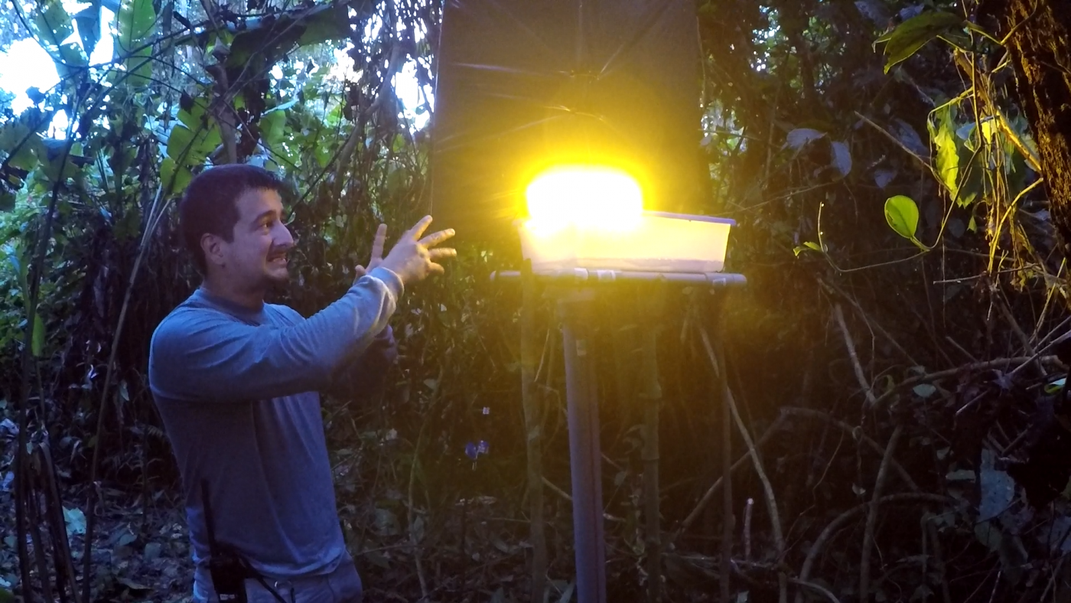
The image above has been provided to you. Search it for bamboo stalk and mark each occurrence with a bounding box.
[698,326,787,603]
[83,184,169,603]
[26,488,54,602]
[640,329,663,603]
[520,263,548,603]
[721,380,733,603]
[36,444,80,603]
[16,114,76,603]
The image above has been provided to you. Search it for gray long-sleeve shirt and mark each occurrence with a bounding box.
[148,267,403,579]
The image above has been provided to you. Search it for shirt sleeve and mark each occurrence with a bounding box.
[149,267,403,402]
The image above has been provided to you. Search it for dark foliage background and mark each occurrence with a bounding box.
[1,0,1069,601]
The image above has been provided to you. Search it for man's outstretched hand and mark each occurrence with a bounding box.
[353,216,456,286]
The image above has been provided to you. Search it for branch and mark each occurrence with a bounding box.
[734,560,842,603]
[833,304,877,409]
[777,407,919,492]
[796,493,951,603]
[670,415,786,543]
[541,477,625,524]
[859,425,902,601]
[871,356,1059,410]
[698,325,787,603]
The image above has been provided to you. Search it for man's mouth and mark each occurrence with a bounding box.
[268,253,288,266]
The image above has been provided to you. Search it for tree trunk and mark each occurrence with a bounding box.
[995,0,1071,259]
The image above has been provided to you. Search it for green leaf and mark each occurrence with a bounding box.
[178,96,210,130]
[874,11,964,73]
[793,241,824,257]
[167,122,221,165]
[1045,378,1066,394]
[161,157,192,197]
[34,0,75,50]
[884,195,927,251]
[929,106,961,202]
[260,110,287,148]
[114,207,142,241]
[297,3,352,46]
[166,125,194,160]
[116,0,157,86]
[33,0,88,76]
[74,1,103,58]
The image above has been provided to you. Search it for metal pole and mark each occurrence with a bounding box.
[558,289,607,603]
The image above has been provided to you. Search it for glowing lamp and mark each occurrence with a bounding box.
[518,165,734,274]
[525,166,643,233]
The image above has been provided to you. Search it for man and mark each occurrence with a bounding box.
[149,164,455,602]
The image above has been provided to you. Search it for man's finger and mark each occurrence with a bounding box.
[370,224,387,261]
[352,265,368,284]
[428,247,457,259]
[419,228,455,248]
[408,215,434,240]
[427,262,446,275]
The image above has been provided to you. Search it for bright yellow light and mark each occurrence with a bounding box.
[525,166,643,233]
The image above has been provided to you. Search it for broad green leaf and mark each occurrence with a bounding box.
[178,95,210,130]
[39,153,83,185]
[884,195,927,250]
[74,1,102,58]
[161,157,192,197]
[166,125,195,160]
[167,122,221,165]
[830,140,852,177]
[874,11,964,73]
[260,110,286,147]
[114,207,142,241]
[34,0,74,50]
[116,0,157,86]
[33,0,88,76]
[929,106,960,202]
[0,123,33,151]
[296,4,352,46]
[784,128,825,150]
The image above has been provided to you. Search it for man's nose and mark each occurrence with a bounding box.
[275,222,295,248]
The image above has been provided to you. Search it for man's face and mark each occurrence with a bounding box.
[218,188,294,290]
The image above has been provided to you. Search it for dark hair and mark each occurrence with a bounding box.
[179,164,284,273]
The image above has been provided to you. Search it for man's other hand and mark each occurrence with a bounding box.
[378,216,456,286]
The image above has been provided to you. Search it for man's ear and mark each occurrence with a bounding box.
[201,233,226,268]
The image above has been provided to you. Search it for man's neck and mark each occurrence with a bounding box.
[201,275,265,311]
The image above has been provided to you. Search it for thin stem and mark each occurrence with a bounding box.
[82,185,165,603]
[796,493,950,603]
[833,304,877,409]
[698,324,787,603]
[859,426,902,601]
